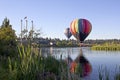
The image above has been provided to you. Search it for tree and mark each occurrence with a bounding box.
[1,18,12,28]
[0,18,17,57]
[33,29,41,38]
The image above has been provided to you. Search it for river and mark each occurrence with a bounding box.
[41,47,120,80]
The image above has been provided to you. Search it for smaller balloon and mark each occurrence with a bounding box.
[64,28,72,39]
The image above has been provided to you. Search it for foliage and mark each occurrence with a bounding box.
[56,41,63,47]
[44,56,60,75]
[21,26,41,39]
[56,40,79,47]
[0,18,17,57]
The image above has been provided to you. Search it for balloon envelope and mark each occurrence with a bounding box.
[70,19,92,42]
[64,28,72,39]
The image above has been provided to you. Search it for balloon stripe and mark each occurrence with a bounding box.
[89,22,92,33]
[79,19,82,33]
[72,20,76,35]
[85,19,88,34]
[86,20,90,34]
[87,20,91,34]
[83,19,86,33]
[75,19,79,33]
[73,20,76,34]
[70,21,74,34]
[87,21,90,34]
[82,19,85,33]
[84,20,87,34]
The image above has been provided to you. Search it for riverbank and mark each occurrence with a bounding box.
[91,44,120,51]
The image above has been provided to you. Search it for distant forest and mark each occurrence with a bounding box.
[18,37,120,47]
[84,39,120,44]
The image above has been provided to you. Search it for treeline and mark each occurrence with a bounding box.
[84,39,120,45]
[30,38,120,47]
[91,41,120,51]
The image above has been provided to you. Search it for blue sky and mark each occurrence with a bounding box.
[0,0,120,40]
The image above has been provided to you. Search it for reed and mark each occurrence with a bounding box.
[7,45,71,80]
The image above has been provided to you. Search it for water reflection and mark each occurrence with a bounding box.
[41,47,120,79]
[50,47,53,55]
[48,47,92,78]
[69,48,92,77]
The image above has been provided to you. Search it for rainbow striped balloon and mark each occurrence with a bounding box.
[70,19,92,42]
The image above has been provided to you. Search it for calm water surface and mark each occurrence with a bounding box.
[41,47,120,80]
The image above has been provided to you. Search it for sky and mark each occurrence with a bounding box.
[0,0,120,40]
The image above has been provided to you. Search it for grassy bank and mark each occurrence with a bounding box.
[91,43,120,51]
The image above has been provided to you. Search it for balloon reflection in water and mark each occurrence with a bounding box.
[69,52,92,77]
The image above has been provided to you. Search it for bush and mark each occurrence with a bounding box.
[0,18,17,57]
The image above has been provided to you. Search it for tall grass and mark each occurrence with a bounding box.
[7,45,72,80]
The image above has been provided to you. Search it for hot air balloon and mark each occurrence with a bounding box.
[70,19,92,42]
[64,28,72,39]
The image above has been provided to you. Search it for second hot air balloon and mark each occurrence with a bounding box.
[64,28,72,39]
